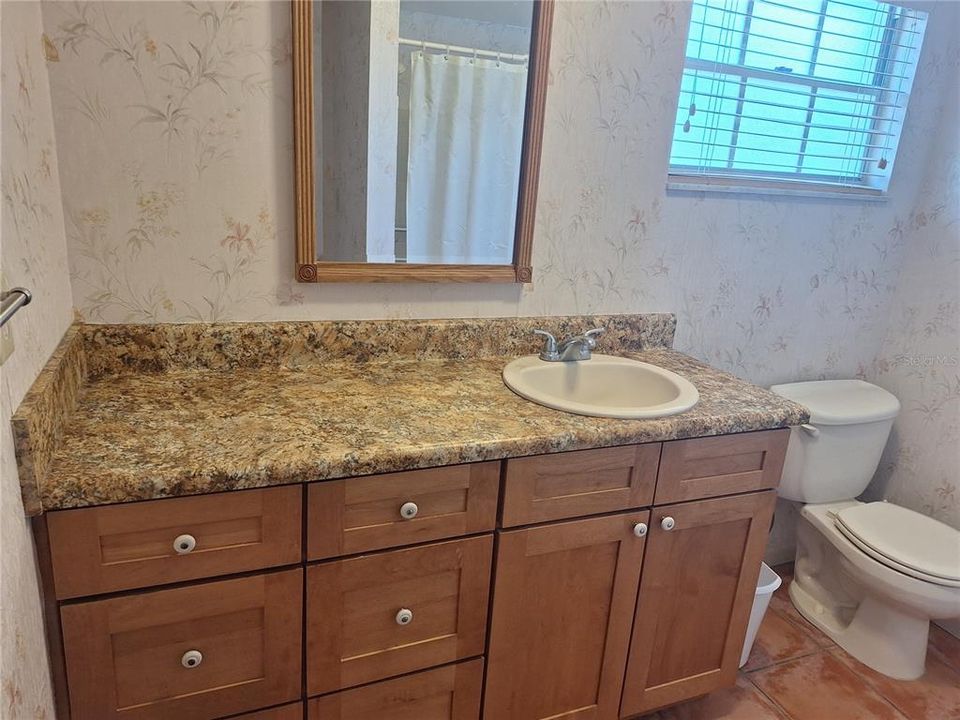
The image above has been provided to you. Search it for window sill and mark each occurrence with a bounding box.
[666,174,888,202]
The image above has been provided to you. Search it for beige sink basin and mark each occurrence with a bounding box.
[502,354,699,419]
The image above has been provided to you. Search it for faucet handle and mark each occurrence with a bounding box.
[532,329,560,361]
[583,327,605,349]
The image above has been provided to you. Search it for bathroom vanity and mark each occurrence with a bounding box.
[14,315,807,720]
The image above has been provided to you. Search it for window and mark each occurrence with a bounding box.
[668,0,928,196]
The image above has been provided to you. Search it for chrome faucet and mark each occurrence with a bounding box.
[532,328,604,362]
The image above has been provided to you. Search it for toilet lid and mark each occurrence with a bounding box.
[834,502,960,586]
[769,380,900,425]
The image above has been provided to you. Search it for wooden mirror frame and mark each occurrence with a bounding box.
[292,0,554,283]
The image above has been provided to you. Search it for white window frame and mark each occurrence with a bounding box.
[667,0,925,199]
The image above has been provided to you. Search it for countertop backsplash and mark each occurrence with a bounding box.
[79,313,676,376]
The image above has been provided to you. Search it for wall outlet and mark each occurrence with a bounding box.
[0,272,16,365]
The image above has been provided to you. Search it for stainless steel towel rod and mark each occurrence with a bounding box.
[0,287,32,328]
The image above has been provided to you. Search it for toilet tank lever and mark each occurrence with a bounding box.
[800,423,820,437]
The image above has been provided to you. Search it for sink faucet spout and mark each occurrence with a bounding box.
[533,327,604,362]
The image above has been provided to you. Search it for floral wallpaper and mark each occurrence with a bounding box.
[35,0,953,369]
[864,68,960,531]
[0,2,74,718]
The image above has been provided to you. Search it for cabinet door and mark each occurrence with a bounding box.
[484,512,649,720]
[620,491,775,717]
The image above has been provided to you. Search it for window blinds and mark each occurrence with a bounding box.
[668,0,928,193]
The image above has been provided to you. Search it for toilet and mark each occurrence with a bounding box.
[770,379,960,681]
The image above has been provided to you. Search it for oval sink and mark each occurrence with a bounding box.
[503,354,699,419]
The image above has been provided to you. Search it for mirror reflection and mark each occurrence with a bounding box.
[313,0,534,265]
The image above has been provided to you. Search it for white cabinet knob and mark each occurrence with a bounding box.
[173,534,197,554]
[633,522,648,538]
[181,650,203,669]
[399,502,419,520]
[660,516,676,532]
[395,608,414,626]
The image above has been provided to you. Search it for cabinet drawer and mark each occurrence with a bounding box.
[307,462,499,560]
[308,659,483,720]
[61,569,302,720]
[502,444,659,527]
[224,702,303,720]
[47,486,302,599]
[655,429,789,504]
[307,536,492,695]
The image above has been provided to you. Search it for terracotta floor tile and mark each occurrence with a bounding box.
[832,647,960,720]
[767,578,835,648]
[749,650,908,720]
[742,606,821,671]
[641,676,789,720]
[930,624,960,674]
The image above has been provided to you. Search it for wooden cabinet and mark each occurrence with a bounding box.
[60,569,302,720]
[224,703,303,720]
[308,462,499,560]
[47,486,302,599]
[306,536,492,695]
[655,429,788,504]
[502,444,660,526]
[620,491,777,717]
[484,512,649,720]
[42,429,787,720]
[308,660,483,720]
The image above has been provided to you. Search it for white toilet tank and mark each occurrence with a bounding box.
[770,380,900,504]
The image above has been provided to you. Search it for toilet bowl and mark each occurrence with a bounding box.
[771,380,960,680]
[792,501,960,679]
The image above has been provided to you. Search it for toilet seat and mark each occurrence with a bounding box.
[833,502,960,588]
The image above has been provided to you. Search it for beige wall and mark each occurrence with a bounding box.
[1,2,74,717]
[865,38,960,530]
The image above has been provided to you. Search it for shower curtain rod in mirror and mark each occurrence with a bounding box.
[398,37,529,63]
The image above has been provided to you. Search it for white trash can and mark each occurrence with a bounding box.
[739,562,783,668]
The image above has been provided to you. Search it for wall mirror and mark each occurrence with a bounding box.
[292,0,554,283]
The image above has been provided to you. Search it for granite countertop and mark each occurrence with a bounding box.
[13,316,809,514]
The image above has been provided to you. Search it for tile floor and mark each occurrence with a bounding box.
[641,563,960,720]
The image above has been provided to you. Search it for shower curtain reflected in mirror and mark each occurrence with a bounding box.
[405,52,527,265]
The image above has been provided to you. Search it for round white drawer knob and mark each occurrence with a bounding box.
[395,608,414,626]
[660,516,676,532]
[633,522,648,538]
[181,650,203,669]
[399,502,419,520]
[173,534,197,554]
